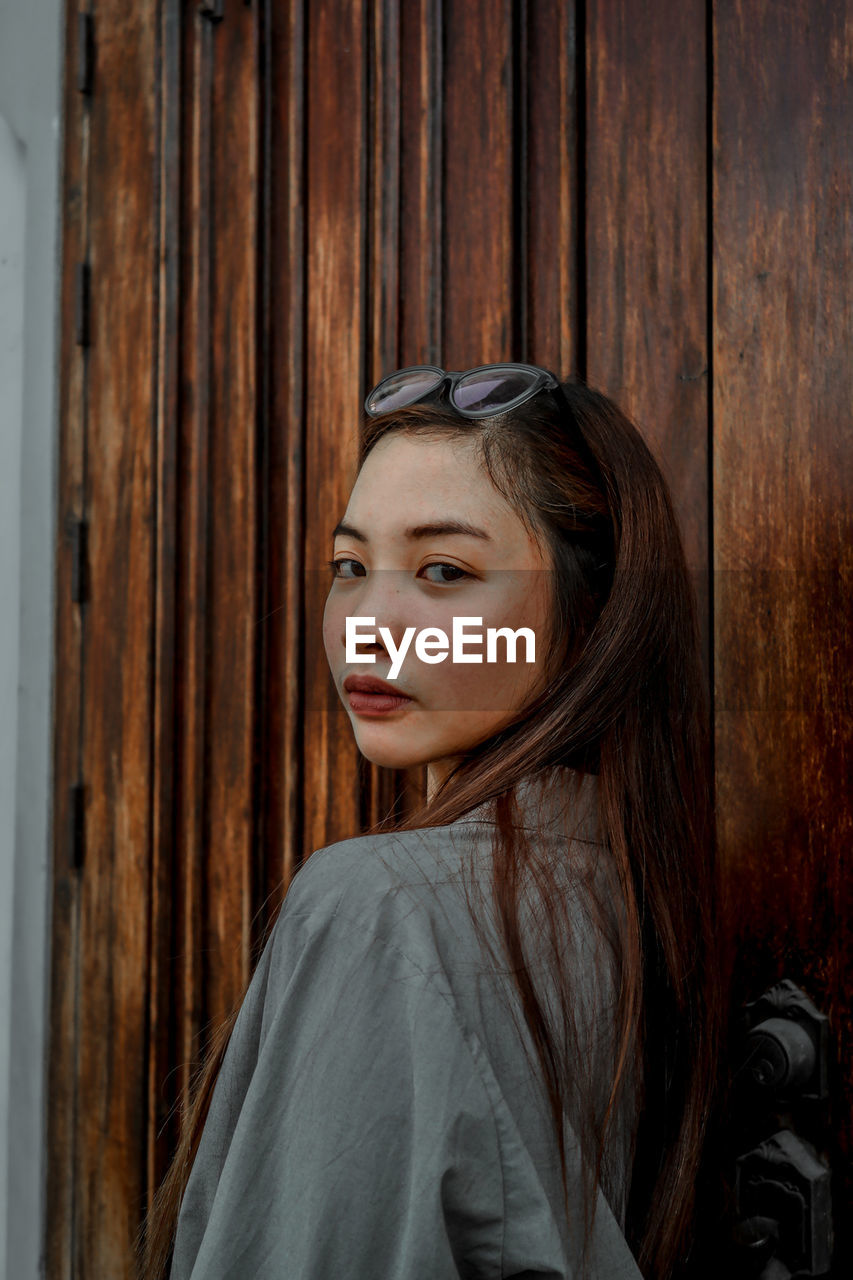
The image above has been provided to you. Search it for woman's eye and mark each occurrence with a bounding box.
[420,563,471,584]
[327,558,365,579]
[327,559,471,584]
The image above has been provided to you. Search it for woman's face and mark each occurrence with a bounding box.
[323,431,555,790]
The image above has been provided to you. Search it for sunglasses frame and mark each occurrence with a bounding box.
[364,363,611,518]
[364,362,562,420]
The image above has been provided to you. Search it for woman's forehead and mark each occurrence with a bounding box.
[342,434,550,566]
[350,434,501,519]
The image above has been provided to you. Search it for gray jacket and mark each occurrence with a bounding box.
[169,768,644,1278]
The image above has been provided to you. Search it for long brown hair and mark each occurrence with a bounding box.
[138,378,722,1278]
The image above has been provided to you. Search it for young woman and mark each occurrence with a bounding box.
[139,365,722,1279]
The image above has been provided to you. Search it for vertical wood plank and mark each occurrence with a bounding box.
[74,0,158,1269]
[713,0,853,1251]
[302,0,366,858]
[173,4,212,1116]
[442,0,515,364]
[147,0,181,1207]
[202,0,259,1026]
[46,0,88,1272]
[261,0,306,915]
[399,0,443,368]
[585,0,709,582]
[526,0,580,374]
[368,0,400,384]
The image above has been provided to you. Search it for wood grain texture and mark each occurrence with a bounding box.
[147,0,182,1213]
[442,0,515,363]
[526,0,579,374]
[368,0,400,385]
[173,4,214,1122]
[585,0,709,581]
[260,0,306,920]
[201,0,258,1028]
[302,0,366,858]
[713,0,853,1255]
[399,0,443,366]
[73,1,159,1271]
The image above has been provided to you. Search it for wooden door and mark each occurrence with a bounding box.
[48,1,851,1274]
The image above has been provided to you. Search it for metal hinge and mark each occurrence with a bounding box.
[199,1,225,20]
[71,519,89,604]
[75,262,90,347]
[77,13,94,95]
[69,783,86,870]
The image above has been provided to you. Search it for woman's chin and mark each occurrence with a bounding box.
[359,748,421,771]
[351,728,430,773]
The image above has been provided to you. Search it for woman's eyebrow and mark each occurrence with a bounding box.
[331,518,493,543]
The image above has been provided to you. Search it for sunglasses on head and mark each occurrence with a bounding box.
[364,362,564,420]
[365,363,607,496]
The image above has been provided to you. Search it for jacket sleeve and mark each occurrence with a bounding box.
[168,848,507,1280]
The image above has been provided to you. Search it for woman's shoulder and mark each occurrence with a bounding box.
[282,768,603,939]
[251,822,504,1081]
[279,819,486,951]
[274,768,606,997]
[285,765,601,914]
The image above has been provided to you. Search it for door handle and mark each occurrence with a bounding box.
[735,1129,832,1277]
[742,979,829,1103]
[730,980,834,1278]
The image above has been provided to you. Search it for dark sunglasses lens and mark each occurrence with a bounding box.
[453,368,540,414]
[367,369,443,415]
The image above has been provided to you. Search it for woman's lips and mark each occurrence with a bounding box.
[343,674,414,716]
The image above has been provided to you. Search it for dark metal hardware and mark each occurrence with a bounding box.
[728,981,835,1277]
[742,979,829,1102]
[71,520,89,604]
[74,262,91,347]
[77,13,94,95]
[731,1215,786,1278]
[735,1129,832,1277]
[69,783,85,870]
[199,1,225,20]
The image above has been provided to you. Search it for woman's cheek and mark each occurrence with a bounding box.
[321,596,343,664]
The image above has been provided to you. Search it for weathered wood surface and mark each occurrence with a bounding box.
[261,0,306,923]
[47,1,852,1274]
[48,3,160,1274]
[713,0,853,1252]
[526,0,580,375]
[77,0,158,1259]
[442,0,515,364]
[398,0,443,368]
[171,0,211,1139]
[200,0,258,1031]
[585,0,710,596]
[147,0,181,1215]
[302,0,367,862]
